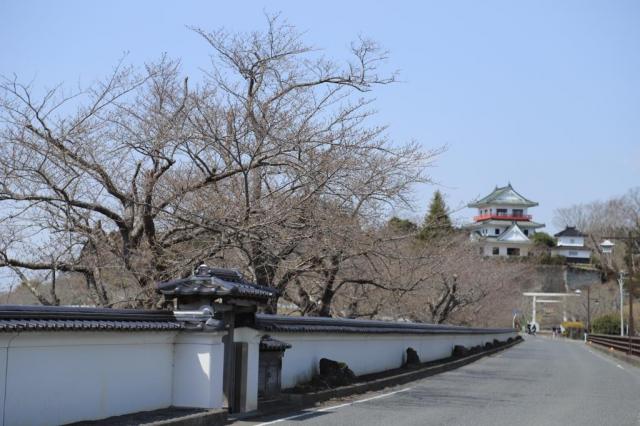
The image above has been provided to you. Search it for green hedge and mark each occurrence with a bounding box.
[591,314,621,335]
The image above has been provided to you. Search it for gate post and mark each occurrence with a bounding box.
[172,331,225,409]
[232,327,262,413]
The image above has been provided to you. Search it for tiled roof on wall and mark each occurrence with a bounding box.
[0,305,182,332]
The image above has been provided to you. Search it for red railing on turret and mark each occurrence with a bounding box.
[473,214,532,222]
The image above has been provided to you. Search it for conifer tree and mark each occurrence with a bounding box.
[418,190,452,240]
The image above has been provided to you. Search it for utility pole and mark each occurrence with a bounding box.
[629,284,635,338]
[618,274,625,336]
[629,248,636,338]
[587,286,591,333]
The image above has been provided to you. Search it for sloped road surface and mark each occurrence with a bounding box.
[238,337,640,426]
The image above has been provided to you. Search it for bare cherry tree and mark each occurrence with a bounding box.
[326,231,533,326]
[176,15,439,309]
[0,57,242,306]
[0,15,439,307]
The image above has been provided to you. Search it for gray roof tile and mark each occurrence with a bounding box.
[157,267,276,301]
[554,226,587,237]
[254,314,515,335]
[0,305,182,332]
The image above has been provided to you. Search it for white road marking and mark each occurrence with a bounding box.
[255,387,414,425]
[587,348,628,371]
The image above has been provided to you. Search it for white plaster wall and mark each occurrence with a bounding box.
[0,330,225,426]
[1,331,177,426]
[553,248,590,258]
[233,328,263,412]
[244,341,260,411]
[0,339,7,426]
[172,332,225,410]
[557,236,585,247]
[481,243,529,257]
[268,331,516,389]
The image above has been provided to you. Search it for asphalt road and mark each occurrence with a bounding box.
[238,337,640,426]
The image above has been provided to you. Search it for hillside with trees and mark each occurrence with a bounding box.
[553,187,640,333]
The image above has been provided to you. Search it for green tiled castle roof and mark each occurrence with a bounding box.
[468,183,538,208]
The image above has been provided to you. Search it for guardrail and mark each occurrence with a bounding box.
[587,333,640,357]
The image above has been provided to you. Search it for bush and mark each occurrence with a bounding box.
[388,216,418,234]
[562,321,585,339]
[592,314,621,335]
[538,253,567,265]
[532,232,556,248]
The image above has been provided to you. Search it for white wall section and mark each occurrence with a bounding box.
[0,330,224,426]
[0,315,515,424]
[261,331,515,389]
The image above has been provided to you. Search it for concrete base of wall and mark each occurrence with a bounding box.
[68,407,228,426]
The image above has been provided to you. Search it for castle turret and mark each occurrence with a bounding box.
[465,183,545,256]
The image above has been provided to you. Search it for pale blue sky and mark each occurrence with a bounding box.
[2,0,639,232]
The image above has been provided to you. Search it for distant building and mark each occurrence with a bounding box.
[465,183,544,257]
[552,226,591,264]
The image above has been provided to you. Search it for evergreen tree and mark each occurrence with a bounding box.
[532,232,556,248]
[418,190,452,240]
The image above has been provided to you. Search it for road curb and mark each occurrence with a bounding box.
[253,337,522,417]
